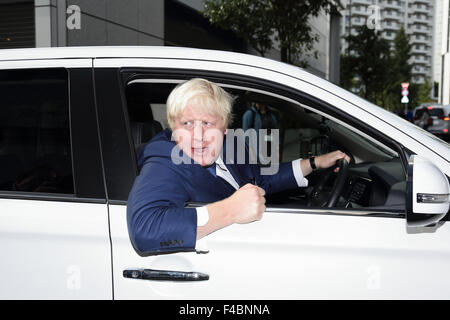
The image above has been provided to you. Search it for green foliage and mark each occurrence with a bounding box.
[392,26,412,80]
[416,78,433,105]
[203,0,334,66]
[203,0,273,56]
[340,25,391,104]
[386,26,413,111]
[340,25,430,111]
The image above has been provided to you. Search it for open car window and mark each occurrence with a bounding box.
[124,79,406,213]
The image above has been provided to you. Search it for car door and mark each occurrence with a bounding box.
[0,59,112,299]
[94,56,450,299]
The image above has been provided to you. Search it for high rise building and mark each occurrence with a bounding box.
[341,0,434,84]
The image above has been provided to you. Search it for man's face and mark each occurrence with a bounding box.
[172,102,226,167]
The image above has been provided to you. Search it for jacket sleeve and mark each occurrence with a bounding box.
[254,161,300,196]
[234,141,299,196]
[126,159,197,255]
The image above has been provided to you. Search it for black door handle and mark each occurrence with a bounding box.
[123,268,209,281]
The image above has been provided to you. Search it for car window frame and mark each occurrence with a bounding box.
[120,68,410,167]
[124,78,399,163]
[0,65,106,203]
[113,67,409,219]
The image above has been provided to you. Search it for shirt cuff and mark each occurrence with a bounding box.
[196,206,210,227]
[292,159,309,187]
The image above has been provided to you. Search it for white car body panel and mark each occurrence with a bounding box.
[0,199,112,299]
[0,57,111,299]
[110,205,450,299]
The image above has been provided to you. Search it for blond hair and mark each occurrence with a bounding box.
[166,78,233,129]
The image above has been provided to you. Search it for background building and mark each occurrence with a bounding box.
[434,0,450,104]
[0,0,35,48]
[0,0,343,84]
[341,0,435,84]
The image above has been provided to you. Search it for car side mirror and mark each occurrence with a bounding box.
[406,155,450,228]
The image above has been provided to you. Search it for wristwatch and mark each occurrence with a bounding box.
[309,156,318,171]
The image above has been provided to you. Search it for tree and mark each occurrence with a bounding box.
[417,78,433,105]
[340,25,391,104]
[203,0,334,66]
[391,26,412,81]
[340,53,357,91]
[385,26,413,112]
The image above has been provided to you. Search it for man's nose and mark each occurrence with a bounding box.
[193,121,203,142]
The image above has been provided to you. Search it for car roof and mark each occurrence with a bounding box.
[0,46,294,73]
[0,46,232,59]
[0,45,318,91]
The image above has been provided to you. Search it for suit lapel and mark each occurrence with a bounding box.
[187,164,235,200]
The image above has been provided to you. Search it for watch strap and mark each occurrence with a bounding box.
[309,157,317,171]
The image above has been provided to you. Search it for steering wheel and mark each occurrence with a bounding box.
[307,159,349,208]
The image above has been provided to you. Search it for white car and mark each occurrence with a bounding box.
[0,46,449,299]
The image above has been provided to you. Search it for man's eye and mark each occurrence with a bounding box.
[203,121,212,127]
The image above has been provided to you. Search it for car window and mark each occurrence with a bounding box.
[125,81,175,155]
[0,68,74,194]
[223,87,397,164]
[428,109,444,117]
[415,108,445,118]
[124,78,405,212]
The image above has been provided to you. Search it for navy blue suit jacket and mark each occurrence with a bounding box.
[127,129,299,255]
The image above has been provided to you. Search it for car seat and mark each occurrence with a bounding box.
[129,102,163,157]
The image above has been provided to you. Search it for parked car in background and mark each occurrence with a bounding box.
[413,104,450,141]
[0,47,449,299]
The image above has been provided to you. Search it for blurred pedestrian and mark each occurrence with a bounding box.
[406,108,413,122]
[419,107,432,130]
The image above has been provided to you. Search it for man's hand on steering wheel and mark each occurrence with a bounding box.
[314,150,351,172]
[302,150,351,208]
